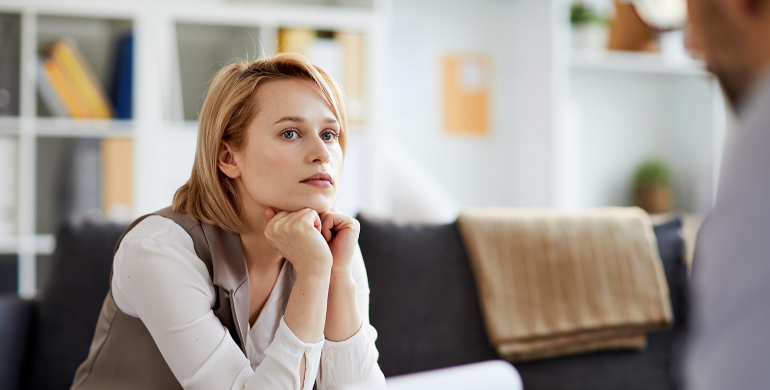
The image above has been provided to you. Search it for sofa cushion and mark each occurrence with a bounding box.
[25,216,127,390]
[357,214,497,377]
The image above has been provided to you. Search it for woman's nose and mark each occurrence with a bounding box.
[307,135,331,164]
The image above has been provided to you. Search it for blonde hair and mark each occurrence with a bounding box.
[173,53,348,233]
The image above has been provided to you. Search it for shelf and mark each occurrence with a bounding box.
[571,50,710,77]
[0,117,19,136]
[0,117,133,137]
[0,1,377,31]
[34,118,133,138]
[0,234,56,255]
[172,3,377,31]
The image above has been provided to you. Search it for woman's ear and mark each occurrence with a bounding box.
[218,141,241,179]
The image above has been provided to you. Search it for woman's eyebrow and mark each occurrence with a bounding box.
[273,116,339,125]
[274,116,305,124]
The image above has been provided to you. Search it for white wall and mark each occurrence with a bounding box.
[569,69,719,214]
[387,0,562,211]
[132,0,569,219]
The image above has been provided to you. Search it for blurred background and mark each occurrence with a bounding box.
[0,0,726,297]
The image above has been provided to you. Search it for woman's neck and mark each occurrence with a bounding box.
[239,200,284,272]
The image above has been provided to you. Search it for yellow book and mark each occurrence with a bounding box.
[51,38,113,118]
[43,56,90,118]
[278,28,316,55]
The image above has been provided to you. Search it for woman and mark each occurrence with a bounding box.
[71,54,386,390]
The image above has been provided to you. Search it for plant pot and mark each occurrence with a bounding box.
[635,185,673,214]
[571,23,609,51]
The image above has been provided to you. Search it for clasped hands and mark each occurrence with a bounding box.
[263,207,359,279]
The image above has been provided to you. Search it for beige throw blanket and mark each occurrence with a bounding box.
[457,208,673,362]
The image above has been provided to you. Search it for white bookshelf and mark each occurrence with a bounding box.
[0,0,389,298]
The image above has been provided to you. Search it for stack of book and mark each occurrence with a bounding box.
[38,37,112,118]
[38,35,133,119]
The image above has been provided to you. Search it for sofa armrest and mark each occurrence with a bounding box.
[0,294,36,390]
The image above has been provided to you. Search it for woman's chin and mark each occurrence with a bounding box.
[273,197,335,214]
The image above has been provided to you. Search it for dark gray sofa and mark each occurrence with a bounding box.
[0,213,687,390]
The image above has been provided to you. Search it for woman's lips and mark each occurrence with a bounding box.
[301,179,333,188]
[300,172,333,188]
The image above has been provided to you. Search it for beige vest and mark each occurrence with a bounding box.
[70,207,295,389]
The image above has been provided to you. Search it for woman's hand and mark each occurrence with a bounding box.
[319,209,360,276]
[264,207,333,277]
[318,209,363,341]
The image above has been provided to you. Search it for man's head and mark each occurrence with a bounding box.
[687,0,770,103]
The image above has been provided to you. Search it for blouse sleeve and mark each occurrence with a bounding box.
[315,245,387,389]
[112,216,323,390]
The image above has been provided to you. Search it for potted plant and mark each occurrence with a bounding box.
[633,160,673,214]
[570,1,609,51]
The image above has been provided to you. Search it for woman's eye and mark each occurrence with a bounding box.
[321,131,337,141]
[281,130,298,139]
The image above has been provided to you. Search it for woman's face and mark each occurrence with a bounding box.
[229,77,343,215]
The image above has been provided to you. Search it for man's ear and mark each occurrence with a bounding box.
[218,141,241,179]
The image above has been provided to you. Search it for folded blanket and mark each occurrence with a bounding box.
[457,208,673,362]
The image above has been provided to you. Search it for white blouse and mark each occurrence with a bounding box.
[111,215,386,390]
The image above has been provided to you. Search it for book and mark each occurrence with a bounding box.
[37,58,69,117]
[101,138,132,222]
[62,138,102,216]
[109,33,133,119]
[335,31,365,126]
[278,28,317,55]
[50,38,113,118]
[43,54,90,118]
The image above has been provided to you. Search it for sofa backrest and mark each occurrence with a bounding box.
[357,214,498,376]
[358,214,688,390]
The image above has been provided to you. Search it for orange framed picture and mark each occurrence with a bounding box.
[442,53,490,136]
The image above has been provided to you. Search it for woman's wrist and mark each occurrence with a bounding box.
[324,271,360,342]
[285,269,332,344]
[294,257,334,280]
[330,262,354,278]
[295,266,333,286]
[329,269,356,288]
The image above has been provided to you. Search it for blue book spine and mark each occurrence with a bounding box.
[110,33,133,119]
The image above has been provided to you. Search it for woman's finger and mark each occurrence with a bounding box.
[321,213,334,242]
[265,207,278,223]
[312,211,323,234]
[321,212,356,233]
[265,210,291,240]
[286,208,320,234]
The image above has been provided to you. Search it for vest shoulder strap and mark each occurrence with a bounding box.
[113,206,214,280]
